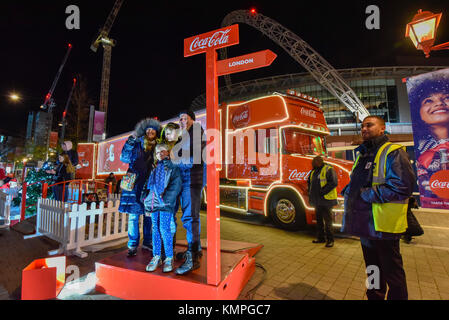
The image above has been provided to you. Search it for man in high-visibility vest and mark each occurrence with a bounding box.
[307,155,338,247]
[341,115,415,300]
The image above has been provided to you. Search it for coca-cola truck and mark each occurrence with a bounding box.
[209,91,352,230]
[82,91,353,231]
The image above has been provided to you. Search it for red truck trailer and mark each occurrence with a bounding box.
[80,91,353,230]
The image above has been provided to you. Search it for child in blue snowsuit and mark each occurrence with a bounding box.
[143,143,182,273]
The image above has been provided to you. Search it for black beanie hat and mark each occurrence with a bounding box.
[179,109,196,121]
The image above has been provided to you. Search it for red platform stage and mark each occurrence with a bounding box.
[95,240,263,300]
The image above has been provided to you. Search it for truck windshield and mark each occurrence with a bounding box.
[282,128,326,155]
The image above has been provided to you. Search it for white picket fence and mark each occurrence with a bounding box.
[27,195,142,258]
[0,190,11,229]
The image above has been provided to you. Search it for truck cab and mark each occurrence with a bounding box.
[217,91,353,230]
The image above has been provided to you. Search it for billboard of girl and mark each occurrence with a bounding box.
[407,68,449,209]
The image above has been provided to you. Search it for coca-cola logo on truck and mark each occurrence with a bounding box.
[288,169,311,181]
[232,105,250,128]
[300,107,317,119]
[429,170,449,199]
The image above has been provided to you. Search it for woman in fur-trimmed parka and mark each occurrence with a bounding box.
[119,118,161,256]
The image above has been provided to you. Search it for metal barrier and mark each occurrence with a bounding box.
[26,197,138,258]
[20,179,113,221]
[20,180,49,221]
[43,179,113,205]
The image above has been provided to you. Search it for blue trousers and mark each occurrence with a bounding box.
[174,181,202,245]
[52,184,68,202]
[127,214,152,250]
[151,211,174,258]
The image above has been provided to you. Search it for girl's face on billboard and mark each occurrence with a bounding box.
[420,92,449,125]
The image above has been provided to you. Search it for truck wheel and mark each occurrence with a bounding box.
[268,190,306,231]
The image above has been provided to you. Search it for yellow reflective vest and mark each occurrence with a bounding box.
[311,164,337,200]
[352,142,408,233]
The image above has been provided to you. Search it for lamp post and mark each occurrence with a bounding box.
[9,93,21,102]
[406,9,449,58]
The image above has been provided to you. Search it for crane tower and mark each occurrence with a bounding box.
[90,0,124,136]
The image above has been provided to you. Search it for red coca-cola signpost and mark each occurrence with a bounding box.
[94,24,276,300]
[184,25,276,287]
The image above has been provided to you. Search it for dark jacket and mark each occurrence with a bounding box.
[118,136,154,215]
[63,141,79,166]
[53,163,72,183]
[341,135,416,240]
[143,159,182,213]
[172,123,205,186]
[307,164,338,207]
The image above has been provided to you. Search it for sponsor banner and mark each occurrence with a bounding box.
[406,67,449,209]
[97,135,129,175]
[76,143,96,179]
[49,131,58,149]
[93,111,105,142]
[184,24,239,57]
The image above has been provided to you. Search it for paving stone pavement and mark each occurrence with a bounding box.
[1,208,449,300]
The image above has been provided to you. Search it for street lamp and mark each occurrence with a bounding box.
[9,93,20,101]
[406,9,449,58]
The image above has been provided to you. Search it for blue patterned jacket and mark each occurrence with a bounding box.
[143,159,182,214]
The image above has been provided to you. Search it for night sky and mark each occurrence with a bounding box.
[1,0,448,139]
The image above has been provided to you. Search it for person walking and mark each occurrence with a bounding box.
[307,155,338,247]
[119,118,161,257]
[341,115,415,300]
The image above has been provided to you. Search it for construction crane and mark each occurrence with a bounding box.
[59,77,77,145]
[40,43,73,160]
[40,43,73,111]
[220,9,370,121]
[90,0,125,136]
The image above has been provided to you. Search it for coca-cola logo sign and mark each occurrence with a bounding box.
[184,25,239,57]
[190,29,231,53]
[300,107,317,118]
[429,170,449,199]
[288,169,311,181]
[232,105,251,128]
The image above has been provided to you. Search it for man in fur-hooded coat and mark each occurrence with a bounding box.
[119,118,161,256]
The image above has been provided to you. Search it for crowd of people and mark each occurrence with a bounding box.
[118,109,205,276]
[117,110,426,296]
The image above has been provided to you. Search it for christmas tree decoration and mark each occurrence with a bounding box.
[13,162,55,216]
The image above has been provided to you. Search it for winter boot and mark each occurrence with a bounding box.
[163,257,174,273]
[175,242,201,275]
[127,248,137,257]
[145,255,162,272]
[175,251,198,275]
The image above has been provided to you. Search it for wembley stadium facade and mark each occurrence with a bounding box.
[191,66,447,137]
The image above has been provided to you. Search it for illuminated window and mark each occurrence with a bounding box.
[282,128,326,155]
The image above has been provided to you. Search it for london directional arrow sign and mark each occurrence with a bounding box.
[216,49,277,76]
